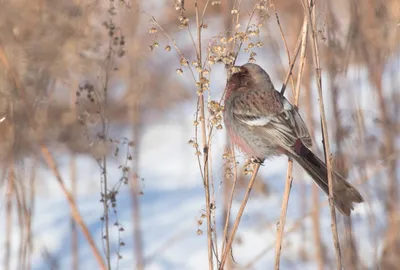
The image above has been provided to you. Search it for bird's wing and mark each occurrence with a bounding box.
[232,90,312,150]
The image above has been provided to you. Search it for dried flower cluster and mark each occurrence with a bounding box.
[208,101,224,129]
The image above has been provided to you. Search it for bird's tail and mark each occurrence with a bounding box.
[292,146,364,216]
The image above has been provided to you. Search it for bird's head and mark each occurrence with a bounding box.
[239,63,273,86]
[225,63,274,99]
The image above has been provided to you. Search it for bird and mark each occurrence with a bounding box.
[223,63,364,216]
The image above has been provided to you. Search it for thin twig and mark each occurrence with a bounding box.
[208,141,220,262]
[194,1,214,269]
[279,21,305,95]
[70,156,79,270]
[274,160,294,270]
[270,1,290,64]
[303,0,342,268]
[41,147,106,270]
[5,165,14,270]
[219,163,261,270]
[270,0,297,93]
[232,3,259,65]
[26,161,36,270]
[142,12,198,83]
[221,146,239,258]
[100,24,114,269]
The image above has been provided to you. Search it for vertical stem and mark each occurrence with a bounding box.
[26,161,37,270]
[131,101,144,270]
[274,161,293,270]
[221,0,235,267]
[69,78,79,270]
[41,147,106,270]
[274,16,308,270]
[101,25,113,270]
[20,171,30,270]
[325,2,358,265]
[131,172,144,270]
[219,163,261,270]
[102,157,111,270]
[4,166,14,270]
[71,156,79,270]
[305,75,324,269]
[221,146,237,270]
[15,175,26,270]
[374,71,397,223]
[195,1,214,269]
[304,0,342,269]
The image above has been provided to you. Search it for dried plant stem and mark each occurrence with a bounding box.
[233,2,258,65]
[4,164,14,270]
[26,162,36,270]
[143,13,197,83]
[70,156,79,270]
[219,163,261,270]
[270,0,297,93]
[208,143,220,261]
[194,1,214,269]
[131,172,144,270]
[130,93,145,270]
[41,147,107,270]
[69,82,79,270]
[101,100,111,270]
[270,0,290,66]
[221,1,235,268]
[274,16,308,270]
[131,104,144,270]
[274,161,293,270]
[199,53,214,270]
[10,171,26,269]
[16,172,28,270]
[221,147,238,262]
[304,0,342,268]
[295,21,308,105]
[279,20,306,95]
[305,75,324,269]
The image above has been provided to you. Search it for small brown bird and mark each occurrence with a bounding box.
[224,63,363,215]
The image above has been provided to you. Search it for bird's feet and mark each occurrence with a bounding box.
[250,156,265,165]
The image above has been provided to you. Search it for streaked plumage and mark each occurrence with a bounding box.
[224,63,363,215]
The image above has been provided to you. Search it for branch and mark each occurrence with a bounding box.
[219,163,261,270]
[303,0,342,268]
[274,15,308,270]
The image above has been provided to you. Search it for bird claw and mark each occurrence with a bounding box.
[250,157,264,165]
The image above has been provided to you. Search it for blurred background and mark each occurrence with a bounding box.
[0,0,399,269]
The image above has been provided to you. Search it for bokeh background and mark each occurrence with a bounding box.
[0,0,399,269]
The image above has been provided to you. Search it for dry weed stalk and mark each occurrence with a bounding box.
[191,1,216,267]
[219,163,261,270]
[274,15,308,269]
[70,156,79,270]
[5,165,14,270]
[303,0,342,268]
[41,147,107,270]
